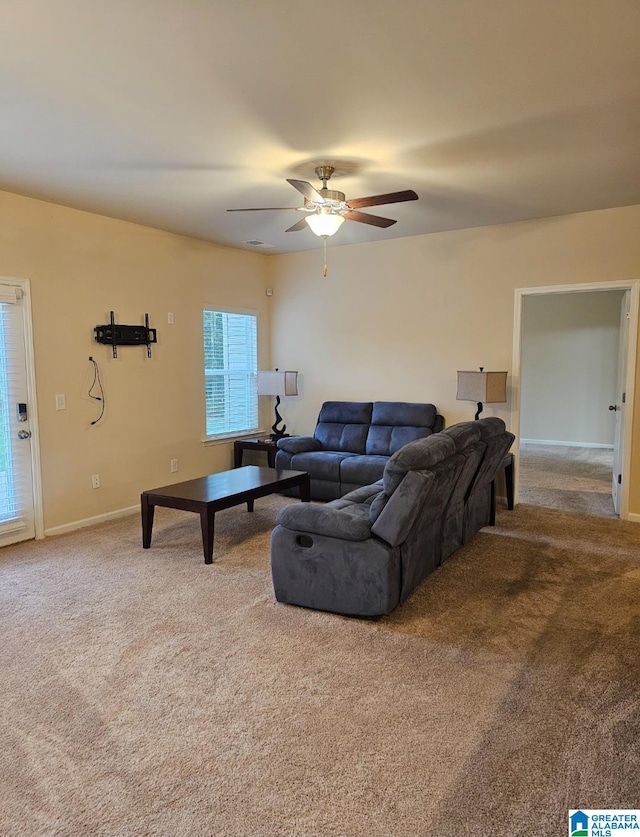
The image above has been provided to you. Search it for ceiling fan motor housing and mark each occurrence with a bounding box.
[320,189,346,205]
[303,190,347,210]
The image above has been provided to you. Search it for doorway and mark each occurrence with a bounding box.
[0,278,43,546]
[512,280,639,520]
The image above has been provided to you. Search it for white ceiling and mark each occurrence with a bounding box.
[1,0,639,254]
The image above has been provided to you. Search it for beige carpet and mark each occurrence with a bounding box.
[519,443,616,517]
[1,496,639,836]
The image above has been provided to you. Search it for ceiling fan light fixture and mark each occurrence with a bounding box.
[305,210,345,238]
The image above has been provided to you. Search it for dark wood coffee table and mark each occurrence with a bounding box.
[141,466,310,564]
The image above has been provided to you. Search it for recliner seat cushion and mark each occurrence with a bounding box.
[290,450,352,482]
[340,454,389,487]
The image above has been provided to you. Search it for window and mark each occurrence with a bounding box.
[203,309,258,438]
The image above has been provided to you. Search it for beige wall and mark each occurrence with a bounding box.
[520,290,623,445]
[270,204,640,514]
[3,189,640,530]
[0,190,271,530]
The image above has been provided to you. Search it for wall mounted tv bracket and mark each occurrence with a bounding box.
[94,311,157,358]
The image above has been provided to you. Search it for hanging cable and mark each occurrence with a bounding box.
[88,356,105,425]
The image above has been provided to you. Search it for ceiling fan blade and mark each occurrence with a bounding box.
[343,210,397,228]
[346,190,419,210]
[227,207,300,212]
[286,178,325,203]
[285,217,309,232]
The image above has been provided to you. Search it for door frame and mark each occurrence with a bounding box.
[511,279,640,521]
[0,277,44,540]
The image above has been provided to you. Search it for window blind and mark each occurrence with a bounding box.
[203,309,258,437]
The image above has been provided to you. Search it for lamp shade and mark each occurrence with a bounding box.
[456,370,508,403]
[257,370,298,397]
[305,211,345,237]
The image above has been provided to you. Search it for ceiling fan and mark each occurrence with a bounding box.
[227,165,418,238]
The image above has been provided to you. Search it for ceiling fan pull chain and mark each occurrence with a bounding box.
[323,237,328,277]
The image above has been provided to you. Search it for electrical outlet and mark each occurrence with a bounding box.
[55,394,66,410]
[170,459,178,473]
[91,474,100,489]
[167,312,174,324]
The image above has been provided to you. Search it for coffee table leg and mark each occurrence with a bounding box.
[200,506,215,564]
[247,498,254,512]
[300,474,311,503]
[141,494,155,548]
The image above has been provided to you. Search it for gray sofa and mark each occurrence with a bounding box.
[275,400,445,501]
[270,418,515,617]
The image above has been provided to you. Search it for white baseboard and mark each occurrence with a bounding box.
[45,504,139,537]
[42,496,640,534]
[520,439,614,449]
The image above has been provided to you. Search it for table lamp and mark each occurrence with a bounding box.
[456,368,508,420]
[257,370,298,439]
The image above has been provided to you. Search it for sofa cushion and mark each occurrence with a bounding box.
[463,419,515,541]
[443,421,482,451]
[275,503,372,541]
[332,483,383,508]
[314,401,373,453]
[317,401,373,424]
[340,454,389,487]
[441,422,485,561]
[372,401,437,427]
[366,402,438,455]
[277,436,322,454]
[476,416,507,442]
[382,434,457,493]
[371,469,435,547]
[468,418,514,490]
[290,450,352,482]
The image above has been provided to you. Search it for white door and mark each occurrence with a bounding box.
[611,290,630,515]
[0,281,37,546]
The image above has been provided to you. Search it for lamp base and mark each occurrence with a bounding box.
[271,395,288,438]
[474,401,484,421]
[270,432,290,441]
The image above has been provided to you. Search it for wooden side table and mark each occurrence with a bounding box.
[490,452,515,525]
[234,438,277,468]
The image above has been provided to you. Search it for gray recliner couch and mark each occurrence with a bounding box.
[270,418,515,617]
[275,400,445,501]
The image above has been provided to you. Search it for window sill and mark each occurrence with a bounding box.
[201,430,269,447]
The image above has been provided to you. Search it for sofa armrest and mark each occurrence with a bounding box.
[276,435,322,454]
[276,504,372,541]
[434,413,445,433]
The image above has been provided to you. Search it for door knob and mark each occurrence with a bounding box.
[608,405,619,411]
[17,429,31,439]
